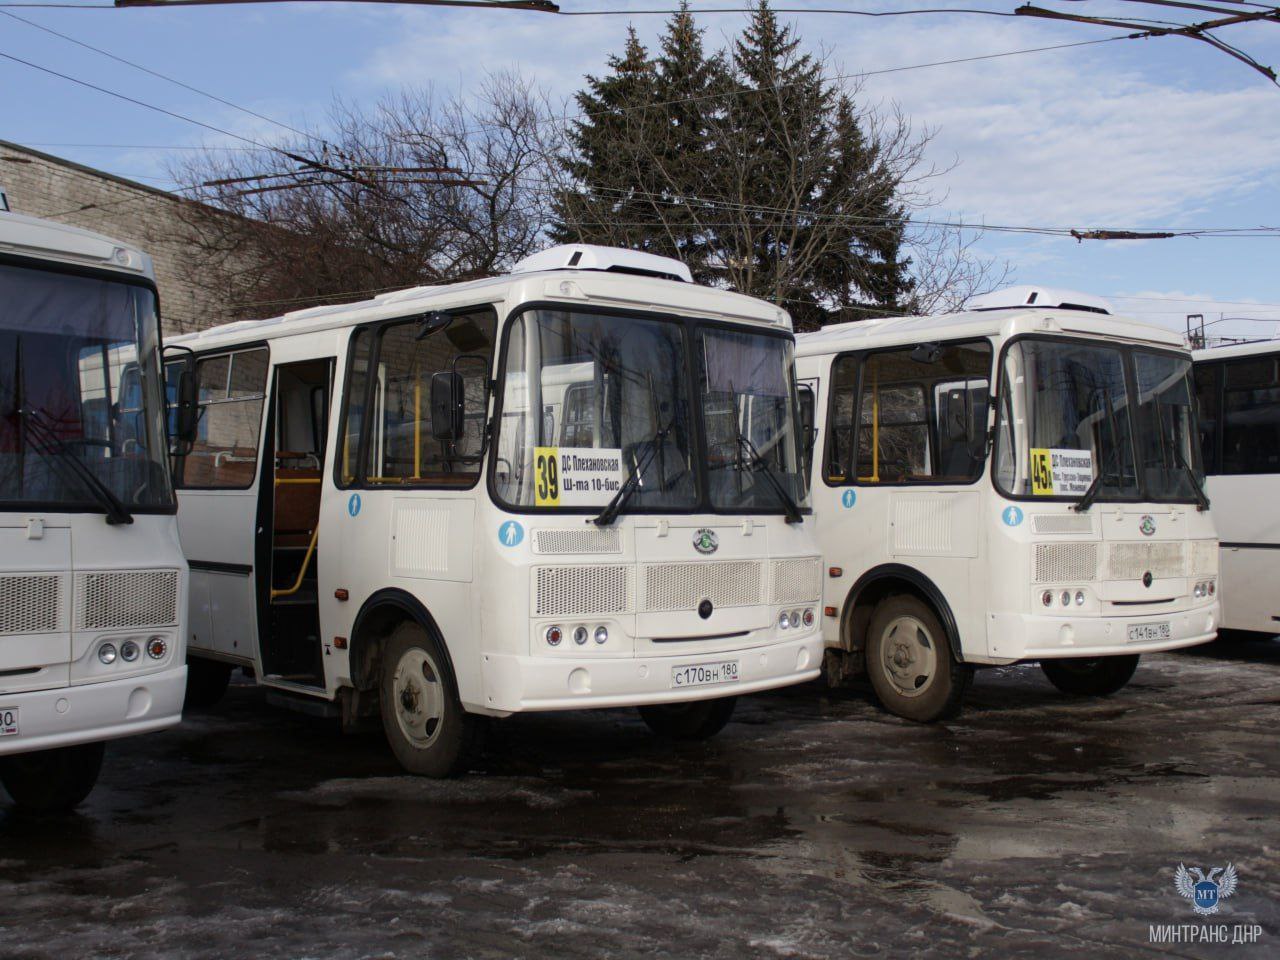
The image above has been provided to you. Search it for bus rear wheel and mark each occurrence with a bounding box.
[865,595,970,722]
[0,742,105,812]
[378,622,480,777]
[639,696,737,740]
[1040,655,1140,696]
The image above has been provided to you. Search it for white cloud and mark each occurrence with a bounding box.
[1105,289,1280,339]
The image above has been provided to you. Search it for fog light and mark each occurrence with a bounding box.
[778,610,791,630]
[594,625,608,645]
[573,626,589,645]
[120,640,140,662]
[147,636,167,660]
[1060,591,1071,607]
[802,608,815,628]
[98,643,117,665]
[546,625,563,647]
[1074,591,1085,606]
[1041,590,1054,607]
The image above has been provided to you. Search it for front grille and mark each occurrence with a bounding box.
[1033,543,1098,583]
[1032,514,1093,535]
[0,574,63,634]
[643,561,763,612]
[771,558,821,605]
[534,565,631,618]
[533,528,623,555]
[1107,542,1185,581]
[74,570,180,630]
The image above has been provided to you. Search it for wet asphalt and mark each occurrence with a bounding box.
[1,637,1277,960]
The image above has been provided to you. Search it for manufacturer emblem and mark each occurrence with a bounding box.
[693,528,719,555]
[1139,515,1156,536]
[1142,571,1154,588]
[698,599,714,619]
[1175,863,1237,916]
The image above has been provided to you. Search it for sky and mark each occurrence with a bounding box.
[2,0,1279,340]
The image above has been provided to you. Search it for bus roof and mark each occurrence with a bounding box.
[168,251,792,352]
[795,305,1186,357]
[0,209,154,280]
[1192,339,1280,362]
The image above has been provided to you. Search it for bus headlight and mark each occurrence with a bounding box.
[546,626,563,647]
[120,640,140,663]
[98,643,117,665]
[778,610,791,630]
[802,608,815,628]
[1060,591,1071,607]
[147,636,168,659]
[1207,580,1216,596]
[1041,591,1054,607]
[573,626,589,645]
[1074,591,1086,606]
[594,625,608,645]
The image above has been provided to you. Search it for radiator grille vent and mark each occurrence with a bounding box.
[0,574,62,635]
[1033,543,1099,583]
[771,558,821,605]
[1107,542,1185,581]
[534,565,631,618]
[644,561,762,612]
[533,528,623,555]
[75,570,180,630]
[1032,514,1093,535]
[1190,539,1219,577]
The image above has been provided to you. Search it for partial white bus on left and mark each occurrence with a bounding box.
[0,211,188,811]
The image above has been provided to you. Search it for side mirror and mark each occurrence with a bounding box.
[430,371,465,441]
[945,388,970,442]
[172,368,199,453]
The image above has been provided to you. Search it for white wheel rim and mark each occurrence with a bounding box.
[879,615,938,699]
[392,647,445,748]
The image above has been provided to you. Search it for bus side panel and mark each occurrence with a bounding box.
[1209,474,1280,632]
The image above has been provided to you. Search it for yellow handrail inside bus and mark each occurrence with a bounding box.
[858,369,880,483]
[270,525,318,600]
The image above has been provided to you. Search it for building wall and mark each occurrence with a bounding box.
[1,140,232,334]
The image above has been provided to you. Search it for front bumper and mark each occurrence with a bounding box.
[986,602,1218,663]
[477,633,824,714]
[0,665,186,756]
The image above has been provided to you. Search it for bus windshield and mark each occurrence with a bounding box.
[995,338,1202,503]
[493,308,806,514]
[0,261,174,513]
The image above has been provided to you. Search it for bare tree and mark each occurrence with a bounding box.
[168,70,555,320]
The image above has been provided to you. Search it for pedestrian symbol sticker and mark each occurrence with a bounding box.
[499,520,524,547]
[841,489,856,509]
[348,493,361,518]
[1002,505,1023,527]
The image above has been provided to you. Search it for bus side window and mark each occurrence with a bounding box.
[173,348,269,489]
[1193,361,1222,475]
[1221,355,1280,474]
[797,383,816,476]
[837,341,991,486]
[823,357,859,484]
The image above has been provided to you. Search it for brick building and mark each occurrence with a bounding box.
[0,139,235,334]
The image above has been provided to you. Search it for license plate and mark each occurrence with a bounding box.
[671,660,740,689]
[0,707,17,737]
[1128,622,1171,643]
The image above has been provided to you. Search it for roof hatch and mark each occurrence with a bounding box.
[511,244,692,283]
[967,285,1112,315]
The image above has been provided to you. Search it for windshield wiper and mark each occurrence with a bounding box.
[1072,470,1106,513]
[735,430,803,524]
[1172,444,1210,512]
[592,419,676,527]
[20,408,133,525]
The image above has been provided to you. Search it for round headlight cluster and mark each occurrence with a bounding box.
[1193,579,1216,599]
[1043,589,1088,608]
[778,608,816,631]
[546,624,610,647]
[96,635,169,668]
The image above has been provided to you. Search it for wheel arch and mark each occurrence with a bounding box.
[841,564,964,663]
[348,588,459,692]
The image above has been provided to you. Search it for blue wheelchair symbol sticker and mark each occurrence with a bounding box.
[348,493,361,518]
[1002,505,1023,527]
[841,489,857,509]
[499,520,524,547]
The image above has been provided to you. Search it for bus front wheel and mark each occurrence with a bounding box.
[1040,655,1140,696]
[639,697,737,740]
[378,622,480,777]
[0,742,105,812]
[865,595,971,722]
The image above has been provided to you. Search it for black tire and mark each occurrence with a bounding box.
[0,742,105,812]
[865,594,971,722]
[638,696,737,740]
[378,622,481,777]
[184,657,233,710]
[1040,654,1140,696]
